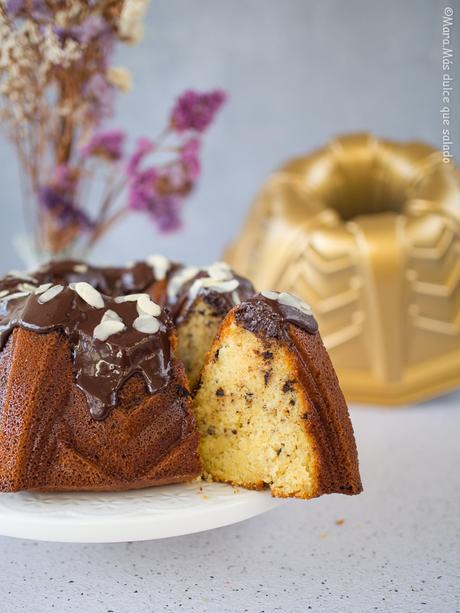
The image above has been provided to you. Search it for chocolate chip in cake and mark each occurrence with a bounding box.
[302,412,309,420]
[264,370,272,385]
[282,379,296,393]
[214,349,220,361]
[262,350,273,361]
[216,387,225,397]
[176,385,191,398]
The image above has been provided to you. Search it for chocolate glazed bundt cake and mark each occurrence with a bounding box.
[193,292,362,499]
[0,256,361,498]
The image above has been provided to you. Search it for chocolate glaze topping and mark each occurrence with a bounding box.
[235,292,319,338]
[32,259,251,326]
[33,259,170,296]
[0,257,254,420]
[0,269,172,420]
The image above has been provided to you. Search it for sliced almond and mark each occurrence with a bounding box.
[38,284,64,304]
[136,294,161,317]
[93,309,126,341]
[71,281,104,309]
[145,254,170,281]
[35,283,53,295]
[133,315,160,334]
[277,291,313,315]
[261,290,279,300]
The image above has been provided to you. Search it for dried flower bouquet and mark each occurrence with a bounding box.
[0,0,226,262]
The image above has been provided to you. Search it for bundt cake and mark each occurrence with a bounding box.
[193,291,362,499]
[0,257,362,498]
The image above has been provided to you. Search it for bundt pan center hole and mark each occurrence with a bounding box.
[319,159,411,222]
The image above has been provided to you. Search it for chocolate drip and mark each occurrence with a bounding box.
[0,282,172,420]
[235,293,319,338]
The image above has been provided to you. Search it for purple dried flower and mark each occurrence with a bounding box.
[54,15,113,57]
[6,0,49,18]
[83,74,115,124]
[170,90,227,133]
[150,195,183,233]
[38,186,92,231]
[126,137,155,176]
[53,165,77,192]
[181,138,201,181]
[37,165,93,231]
[126,163,184,233]
[78,15,110,44]
[80,130,125,161]
[127,167,157,211]
[5,0,22,16]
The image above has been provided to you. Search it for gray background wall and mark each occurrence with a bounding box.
[0,0,458,271]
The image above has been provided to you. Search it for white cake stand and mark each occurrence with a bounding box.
[0,481,282,543]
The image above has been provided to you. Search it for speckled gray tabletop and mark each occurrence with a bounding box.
[1,393,459,613]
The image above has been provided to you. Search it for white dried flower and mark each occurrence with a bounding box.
[107,67,132,92]
[41,26,82,68]
[119,0,151,43]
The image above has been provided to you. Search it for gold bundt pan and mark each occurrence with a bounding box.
[225,133,460,405]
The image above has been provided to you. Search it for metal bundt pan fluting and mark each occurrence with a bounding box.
[225,133,460,405]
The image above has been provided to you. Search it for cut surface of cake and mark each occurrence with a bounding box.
[163,261,254,388]
[193,291,362,499]
[0,270,200,492]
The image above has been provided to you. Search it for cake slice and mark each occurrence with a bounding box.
[193,291,362,499]
[163,261,254,388]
